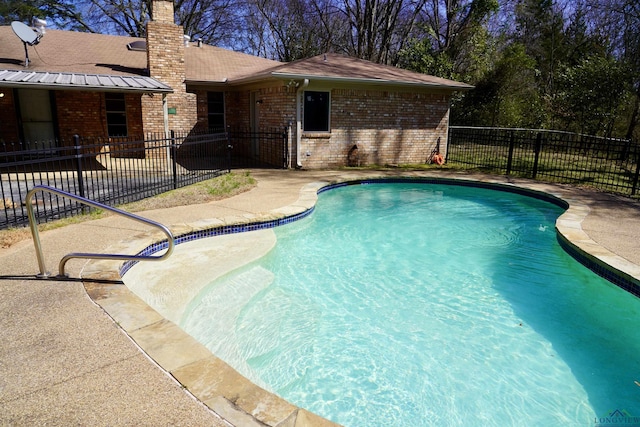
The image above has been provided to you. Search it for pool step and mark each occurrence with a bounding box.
[180,265,275,386]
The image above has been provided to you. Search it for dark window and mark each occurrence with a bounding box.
[303,91,330,132]
[208,92,225,130]
[16,89,56,145]
[105,93,127,137]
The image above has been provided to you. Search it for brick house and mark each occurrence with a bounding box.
[0,0,471,169]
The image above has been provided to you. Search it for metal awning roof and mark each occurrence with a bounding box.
[0,69,173,93]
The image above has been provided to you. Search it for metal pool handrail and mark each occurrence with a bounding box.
[26,185,175,278]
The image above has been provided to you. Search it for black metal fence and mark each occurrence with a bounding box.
[0,127,288,229]
[5,125,637,229]
[448,126,640,197]
[228,126,289,169]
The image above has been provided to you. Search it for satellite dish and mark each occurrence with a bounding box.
[11,21,41,45]
[11,21,44,67]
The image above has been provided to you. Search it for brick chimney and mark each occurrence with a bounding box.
[142,0,197,135]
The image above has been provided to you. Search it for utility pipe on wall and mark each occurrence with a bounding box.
[162,93,169,137]
[295,79,309,168]
[162,93,171,173]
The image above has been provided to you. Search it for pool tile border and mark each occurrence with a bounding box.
[558,238,640,298]
[120,207,316,277]
[83,174,640,427]
[121,176,571,277]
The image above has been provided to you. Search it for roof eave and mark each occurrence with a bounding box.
[0,80,173,93]
[186,78,229,86]
[220,73,279,86]
[0,69,173,93]
[270,72,474,90]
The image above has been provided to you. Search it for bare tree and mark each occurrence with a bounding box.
[78,0,243,47]
[244,0,342,61]
[338,0,428,64]
[244,0,433,64]
[81,0,150,36]
[175,0,242,46]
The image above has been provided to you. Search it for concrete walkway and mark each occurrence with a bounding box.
[1,169,639,426]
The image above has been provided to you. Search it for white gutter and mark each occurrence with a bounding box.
[0,81,173,93]
[295,78,309,168]
[0,69,174,93]
[187,77,228,85]
[162,93,169,137]
[272,72,474,90]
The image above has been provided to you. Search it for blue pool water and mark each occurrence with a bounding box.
[181,183,640,426]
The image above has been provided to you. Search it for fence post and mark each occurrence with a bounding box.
[227,126,232,172]
[287,121,294,169]
[73,135,85,200]
[170,130,178,190]
[282,126,289,169]
[506,130,515,175]
[532,132,542,179]
[632,150,640,196]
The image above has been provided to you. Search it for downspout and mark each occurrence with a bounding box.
[163,93,171,173]
[162,93,169,137]
[443,93,450,161]
[295,79,309,168]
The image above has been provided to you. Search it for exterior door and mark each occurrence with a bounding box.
[17,89,56,147]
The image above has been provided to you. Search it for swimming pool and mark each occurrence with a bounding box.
[174,182,640,426]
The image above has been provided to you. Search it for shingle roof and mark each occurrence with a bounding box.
[266,53,473,89]
[0,26,283,86]
[0,27,171,92]
[0,28,148,75]
[0,26,472,91]
[186,44,282,83]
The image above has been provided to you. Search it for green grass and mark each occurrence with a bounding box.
[449,144,638,194]
[119,170,256,212]
[206,171,254,197]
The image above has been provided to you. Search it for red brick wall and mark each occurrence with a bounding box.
[2,82,452,168]
[143,3,197,135]
[225,91,250,129]
[124,93,144,137]
[55,91,104,140]
[220,85,450,169]
[192,89,209,131]
[298,89,451,168]
[192,89,252,131]
[223,87,296,130]
[1,90,143,149]
[253,86,297,130]
[55,91,143,143]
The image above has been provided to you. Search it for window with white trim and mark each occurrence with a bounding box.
[303,91,330,132]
